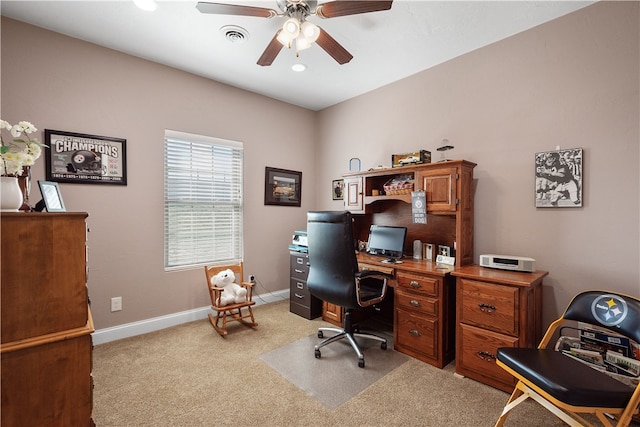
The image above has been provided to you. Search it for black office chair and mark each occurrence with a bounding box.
[495,291,640,426]
[306,211,392,368]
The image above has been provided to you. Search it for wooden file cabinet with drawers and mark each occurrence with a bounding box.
[393,267,456,369]
[452,265,548,392]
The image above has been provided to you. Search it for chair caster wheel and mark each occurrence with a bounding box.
[358,358,365,368]
[381,342,387,350]
[315,349,321,359]
[318,331,324,338]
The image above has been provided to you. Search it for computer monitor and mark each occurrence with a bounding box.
[367,224,407,263]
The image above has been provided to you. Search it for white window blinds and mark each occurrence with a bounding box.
[164,130,243,270]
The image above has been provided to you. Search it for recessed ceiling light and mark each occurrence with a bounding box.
[133,0,157,11]
[292,63,307,72]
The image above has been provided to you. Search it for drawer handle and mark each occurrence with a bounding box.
[409,300,421,307]
[476,351,497,362]
[295,269,305,274]
[296,282,304,289]
[409,281,421,289]
[294,293,304,299]
[478,303,497,313]
[408,329,421,337]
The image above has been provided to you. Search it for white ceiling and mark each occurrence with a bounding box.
[1,0,593,111]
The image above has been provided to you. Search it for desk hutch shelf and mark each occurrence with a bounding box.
[338,160,476,368]
[343,160,476,267]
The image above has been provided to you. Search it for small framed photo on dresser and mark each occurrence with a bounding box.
[37,180,66,212]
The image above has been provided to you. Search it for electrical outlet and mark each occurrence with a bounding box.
[249,274,255,283]
[111,296,122,312]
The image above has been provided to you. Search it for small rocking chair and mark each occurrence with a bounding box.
[204,262,258,337]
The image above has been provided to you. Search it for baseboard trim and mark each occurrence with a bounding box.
[92,289,289,345]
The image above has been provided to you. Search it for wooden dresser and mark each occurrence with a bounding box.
[452,265,548,392]
[1,212,94,426]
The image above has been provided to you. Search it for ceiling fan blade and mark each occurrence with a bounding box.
[315,29,353,65]
[257,32,284,66]
[316,0,393,19]
[196,2,277,18]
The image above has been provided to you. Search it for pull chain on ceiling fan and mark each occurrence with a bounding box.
[196,0,393,66]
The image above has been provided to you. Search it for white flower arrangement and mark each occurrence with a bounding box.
[0,120,46,177]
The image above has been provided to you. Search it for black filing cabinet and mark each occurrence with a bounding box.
[289,251,322,319]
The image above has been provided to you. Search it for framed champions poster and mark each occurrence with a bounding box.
[44,129,127,185]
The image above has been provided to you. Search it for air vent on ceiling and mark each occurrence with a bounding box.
[220,25,249,44]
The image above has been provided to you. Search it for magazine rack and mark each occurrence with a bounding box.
[554,325,639,388]
[494,291,640,427]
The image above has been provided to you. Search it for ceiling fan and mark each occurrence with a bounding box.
[196,0,393,66]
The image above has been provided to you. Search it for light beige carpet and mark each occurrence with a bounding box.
[92,300,579,426]
[260,332,409,408]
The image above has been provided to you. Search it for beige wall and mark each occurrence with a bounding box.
[1,1,638,332]
[1,17,317,329]
[316,1,639,325]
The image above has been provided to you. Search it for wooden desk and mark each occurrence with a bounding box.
[356,253,457,368]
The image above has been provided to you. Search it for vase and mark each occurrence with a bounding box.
[17,166,32,212]
[1,176,24,212]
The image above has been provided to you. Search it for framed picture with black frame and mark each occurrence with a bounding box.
[37,180,66,212]
[44,129,127,185]
[535,148,583,207]
[332,179,344,200]
[264,167,302,207]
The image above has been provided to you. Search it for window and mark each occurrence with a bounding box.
[164,130,243,270]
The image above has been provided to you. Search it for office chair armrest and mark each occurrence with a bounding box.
[357,270,393,280]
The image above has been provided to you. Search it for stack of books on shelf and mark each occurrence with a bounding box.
[555,324,640,388]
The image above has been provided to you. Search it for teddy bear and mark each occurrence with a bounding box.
[211,269,247,306]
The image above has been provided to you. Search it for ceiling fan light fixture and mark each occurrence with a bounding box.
[276,30,292,47]
[300,21,320,43]
[296,36,312,51]
[282,18,300,39]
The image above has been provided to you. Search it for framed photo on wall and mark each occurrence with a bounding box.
[332,179,344,200]
[264,167,302,207]
[44,129,127,185]
[535,148,583,207]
